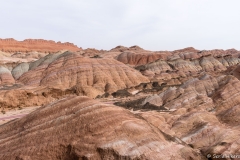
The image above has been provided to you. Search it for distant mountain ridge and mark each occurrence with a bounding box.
[0,38,82,53]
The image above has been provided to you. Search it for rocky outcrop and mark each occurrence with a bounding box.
[11,62,29,79]
[115,47,240,67]
[0,38,82,53]
[0,96,203,160]
[115,73,240,157]
[136,54,240,83]
[231,64,240,80]
[116,51,172,66]
[11,52,63,80]
[139,108,240,158]
[0,86,77,110]
[116,74,217,110]
[0,66,15,85]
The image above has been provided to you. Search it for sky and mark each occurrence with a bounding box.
[1,0,240,51]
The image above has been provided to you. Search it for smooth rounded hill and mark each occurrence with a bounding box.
[0,96,202,160]
[0,38,82,53]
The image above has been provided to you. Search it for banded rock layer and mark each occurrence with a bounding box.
[0,96,203,160]
[136,55,240,83]
[116,51,171,66]
[0,51,149,109]
[17,52,149,98]
[1,44,240,159]
[115,74,240,157]
[0,38,82,53]
[116,47,240,66]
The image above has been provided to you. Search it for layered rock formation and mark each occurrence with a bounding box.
[0,51,149,109]
[115,47,240,67]
[114,74,240,157]
[17,52,149,97]
[0,96,203,160]
[1,43,240,159]
[0,51,35,66]
[114,45,172,66]
[0,38,82,53]
[136,53,240,84]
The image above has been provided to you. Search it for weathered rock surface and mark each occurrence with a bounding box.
[11,51,48,59]
[116,51,171,66]
[136,54,240,84]
[0,51,149,109]
[17,52,149,98]
[0,66,15,85]
[2,44,240,159]
[0,86,76,110]
[0,51,35,65]
[0,96,203,160]
[116,47,240,67]
[0,38,82,53]
[115,74,240,157]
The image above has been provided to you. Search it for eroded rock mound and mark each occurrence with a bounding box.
[136,54,240,84]
[115,47,240,68]
[0,66,15,85]
[0,96,202,160]
[116,51,172,66]
[17,52,149,98]
[0,51,149,109]
[114,74,240,157]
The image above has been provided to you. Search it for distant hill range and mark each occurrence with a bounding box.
[0,38,82,53]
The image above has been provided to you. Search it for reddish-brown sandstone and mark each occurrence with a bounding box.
[116,74,240,158]
[135,54,240,84]
[0,38,82,53]
[1,43,240,159]
[0,96,203,160]
[0,51,149,109]
[115,47,240,67]
[17,52,149,97]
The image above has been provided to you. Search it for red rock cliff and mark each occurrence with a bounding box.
[0,38,82,53]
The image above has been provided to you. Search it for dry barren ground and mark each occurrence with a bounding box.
[0,106,40,125]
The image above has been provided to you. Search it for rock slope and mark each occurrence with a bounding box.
[2,43,240,159]
[17,52,149,97]
[135,54,240,84]
[115,74,240,157]
[0,96,203,160]
[0,51,149,110]
[0,66,15,85]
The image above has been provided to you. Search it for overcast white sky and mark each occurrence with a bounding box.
[0,0,240,50]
